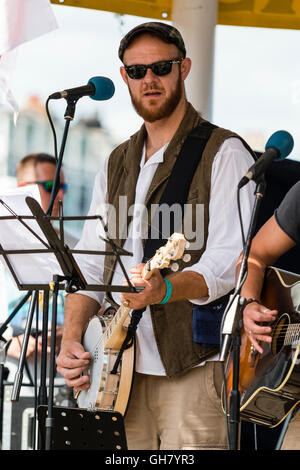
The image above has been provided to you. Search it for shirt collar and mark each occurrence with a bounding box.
[140,142,169,169]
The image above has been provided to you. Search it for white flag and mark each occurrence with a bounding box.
[0,50,19,118]
[0,0,58,117]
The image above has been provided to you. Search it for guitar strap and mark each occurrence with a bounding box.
[110,121,217,374]
[142,120,218,262]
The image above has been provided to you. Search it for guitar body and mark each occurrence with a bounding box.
[224,267,300,427]
[77,315,135,416]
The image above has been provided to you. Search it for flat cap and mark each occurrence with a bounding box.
[118,21,186,62]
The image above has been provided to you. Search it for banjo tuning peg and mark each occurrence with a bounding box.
[171,263,179,272]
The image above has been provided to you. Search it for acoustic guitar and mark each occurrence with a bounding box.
[224,266,300,428]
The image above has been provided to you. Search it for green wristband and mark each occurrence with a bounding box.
[160,278,172,304]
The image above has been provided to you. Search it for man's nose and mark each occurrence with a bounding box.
[143,67,158,81]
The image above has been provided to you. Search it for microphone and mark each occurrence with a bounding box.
[49,76,115,101]
[238,130,294,188]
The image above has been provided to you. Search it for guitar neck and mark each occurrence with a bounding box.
[104,264,159,348]
[103,264,153,346]
[141,260,158,280]
[103,303,130,346]
[103,232,186,349]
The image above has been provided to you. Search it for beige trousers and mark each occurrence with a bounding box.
[124,361,227,450]
[281,407,300,450]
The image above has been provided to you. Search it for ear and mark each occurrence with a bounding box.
[180,58,192,81]
[120,66,129,85]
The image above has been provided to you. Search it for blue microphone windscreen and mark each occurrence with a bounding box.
[265,130,294,160]
[88,76,115,101]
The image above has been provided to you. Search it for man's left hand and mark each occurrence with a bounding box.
[120,263,167,309]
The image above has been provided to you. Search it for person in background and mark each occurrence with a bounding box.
[238,180,300,450]
[16,152,67,218]
[2,153,72,375]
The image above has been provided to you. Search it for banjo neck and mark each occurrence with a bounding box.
[104,233,187,350]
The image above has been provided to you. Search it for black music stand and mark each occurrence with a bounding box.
[37,405,127,450]
[0,195,138,450]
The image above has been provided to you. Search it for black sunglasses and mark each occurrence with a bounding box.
[21,180,68,193]
[124,58,183,80]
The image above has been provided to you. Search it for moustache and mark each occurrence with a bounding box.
[142,84,165,95]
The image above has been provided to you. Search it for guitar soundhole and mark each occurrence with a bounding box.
[271,316,288,356]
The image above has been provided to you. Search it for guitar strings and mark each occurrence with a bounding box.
[259,324,300,344]
[245,324,300,342]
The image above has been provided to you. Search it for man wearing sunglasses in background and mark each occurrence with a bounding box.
[56,22,256,450]
[17,152,68,218]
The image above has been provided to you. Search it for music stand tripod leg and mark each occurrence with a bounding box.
[0,291,32,340]
[11,290,38,402]
[0,339,11,448]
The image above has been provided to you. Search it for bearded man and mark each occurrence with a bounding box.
[56,22,256,450]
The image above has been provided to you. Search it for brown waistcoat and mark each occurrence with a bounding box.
[103,103,255,378]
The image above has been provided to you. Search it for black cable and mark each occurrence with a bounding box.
[45,97,58,162]
[237,187,246,246]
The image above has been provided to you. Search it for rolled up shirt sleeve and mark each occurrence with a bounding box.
[183,137,256,305]
[72,159,109,306]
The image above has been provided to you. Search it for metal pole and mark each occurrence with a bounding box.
[172,0,218,120]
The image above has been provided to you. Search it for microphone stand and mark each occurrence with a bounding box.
[43,95,80,450]
[47,96,79,217]
[220,175,267,450]
[45,275,60,451]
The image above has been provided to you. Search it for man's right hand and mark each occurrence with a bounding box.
[56,340,91,391]
[243,302,278,354]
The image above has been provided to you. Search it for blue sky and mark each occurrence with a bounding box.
[7,3,300,160]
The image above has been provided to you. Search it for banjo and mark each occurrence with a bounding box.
[77,233,187,415]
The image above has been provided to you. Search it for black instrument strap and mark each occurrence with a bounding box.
[143,121,217,262]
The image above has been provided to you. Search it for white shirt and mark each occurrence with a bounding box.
[74,137,255,375]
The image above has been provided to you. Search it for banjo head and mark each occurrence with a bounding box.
[77,316,105,409]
